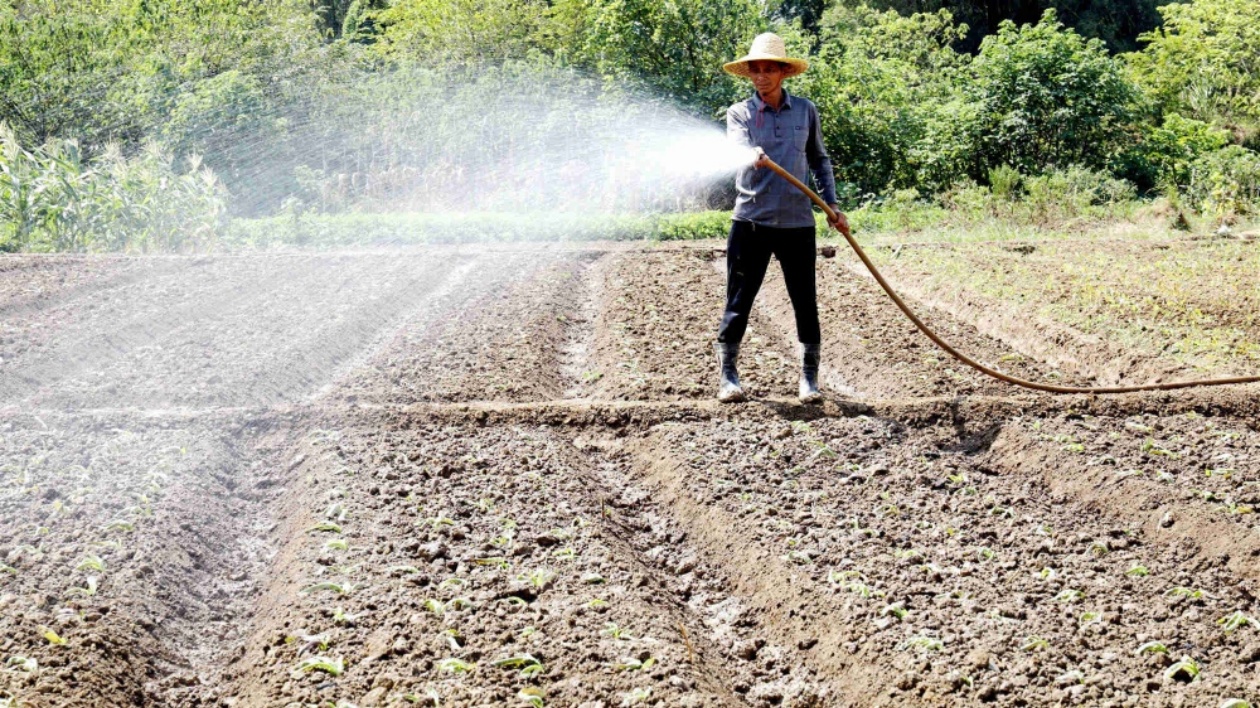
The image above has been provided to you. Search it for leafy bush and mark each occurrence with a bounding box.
[1118,113,1231,191]
[0,124,226,252]
[961,11,1139,177]
[1184,145,1260,219]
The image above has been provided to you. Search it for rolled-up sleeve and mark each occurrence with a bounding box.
[726,105,752,149]
[805,103,837,205]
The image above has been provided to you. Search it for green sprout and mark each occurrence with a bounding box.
[103,520,134,533]
[977,547,996,561]
[1126,565,1150,577]
[1021,636,1049,652]
[1219,611,1257,633]
[67,576,98,597]
[880,603,908,620]
[1219,700,1252,708]
[474,557,509,569]
[621,688,652,705]
[389,565,422,576]
[904,636,944,652]
[614,656,656,671]
[1165,587,1206,600]
[6,656,37,672]
[587,598,608,609]
[603,623,634,641]
[519,686,545,708]
[581,573,605,584]
[1055,589,1084,603]
[324,539,349,551]
[291,656,345,677]
[1136,641,1169,655]
[424,598,446,616]
[438,577,465,591]
[0,562,17,576]
[75,555,105,572]
[492,654,544,676]
[552,547,577,560]
[332,607,359,625]
[300,581,355,595]
[438,657,475,674]
[41,627,67,646]
[1079,611,1102,626]
[308,521,343,534]
[1164,655,1200,682]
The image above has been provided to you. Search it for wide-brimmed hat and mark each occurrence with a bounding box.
[723,33,809,79]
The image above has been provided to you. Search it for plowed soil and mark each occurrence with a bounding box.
[1,242,1258,708]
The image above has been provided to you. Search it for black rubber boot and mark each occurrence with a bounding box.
[799,342,822,404]
[715,342,746,403]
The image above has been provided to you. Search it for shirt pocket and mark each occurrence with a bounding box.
[792,124,808,152]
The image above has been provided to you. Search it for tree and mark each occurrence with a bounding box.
[961,10,1138,176]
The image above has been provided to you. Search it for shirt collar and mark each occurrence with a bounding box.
[751,88,793,112]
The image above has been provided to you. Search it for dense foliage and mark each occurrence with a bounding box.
[0,0,1258,250]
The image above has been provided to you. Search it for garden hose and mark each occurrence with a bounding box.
[761,156,1260,394]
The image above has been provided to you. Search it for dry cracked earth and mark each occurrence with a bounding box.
[0,243,1258,708]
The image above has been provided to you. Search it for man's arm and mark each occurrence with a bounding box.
[727,105,753,150]
[806,102,849,236]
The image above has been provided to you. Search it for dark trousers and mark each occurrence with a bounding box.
[717,220,820,345]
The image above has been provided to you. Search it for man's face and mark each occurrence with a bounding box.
[747,60,785,96]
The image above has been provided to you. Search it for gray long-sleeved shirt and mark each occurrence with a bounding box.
[727,89,838,228]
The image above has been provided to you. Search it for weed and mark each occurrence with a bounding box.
[301,581,354,595]
[1164,655,1200,682]
[1136,641,1170,655]
[437,657,475,674]
[1022,636,1049,652]
[291,656,345,677]
[1219,610,1257,633]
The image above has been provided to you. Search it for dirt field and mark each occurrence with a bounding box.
[1,241,1258,707]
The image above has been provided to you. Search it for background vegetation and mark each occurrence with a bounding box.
[1,0,1258,250]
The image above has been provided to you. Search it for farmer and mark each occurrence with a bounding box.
[715,32,850,404]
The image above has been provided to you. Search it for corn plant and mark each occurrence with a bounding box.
[519,687,545,708]
[1126,565,1150,577]
[587,598,608,609]
[904,636,944,652]
[1021,636,1049,652]
[6,656,37,672]
[291,656,345,677]
[41,627,67,646]
[76,555,105,572]
[332,607,358,625]
[1055,589,1084,603]
[1136,641,1169,655]
[103,520,134,533]
[614,655,656,671]
[1164,655,1200,682]
[1166,587,1206,600]
[1219,611,1257,633]
[437,657,475,674]
[301,581,355,596]
[0,562,16,576]
[423,598,445,616]
[1218,700,1252,708]
[603,623,634,641]
[308,521,343,534]
[325,539,349,551]
[492,654,543,676]
[67,576,98,598]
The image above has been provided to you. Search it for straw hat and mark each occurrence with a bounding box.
[723,33,809,78]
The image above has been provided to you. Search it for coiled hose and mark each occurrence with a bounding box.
[763,157,1260,394]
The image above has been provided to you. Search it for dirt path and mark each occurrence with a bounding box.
[1,245,1258,708]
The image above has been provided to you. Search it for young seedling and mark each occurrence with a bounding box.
[308,521,343,534]
[438,577,465,591]
[1021,636,1049,652]
[448,597,473,611]
[389,565,423,577]
[1125,565,1150,577]
[1164,655,1200,683]
[1079,611,1102,626]
[552,547,577,560]
[977,547,996,561]
[6,656,37,672]
[103,520,134,533]
[442,628,462,651]
[520,569,556,590]
[603,623,634,641]
[492,653,544,676]
[423,598,446,616]
[519,686,545,708]
[0,562,16,576]
[1055,589,1084,603]
[67,576,98,598]
[1218,611,1257,634]
[75,555,105,573]
[880,603,909,620]
[332,607,359,625]
[300,581,355,596]
[614,656,656,671]
[904,636,944,652]
[437,657,475,674]
[291,656,345,677]
[1136,641,1169,655]
[324,539,349,551]
[40,627,67,646]
[587,598,608,610]
[581,573,605,585]
[1218,700,1252,708]
[621,688,652,705]
[1165,587,1206,600]
[474,557,509,569]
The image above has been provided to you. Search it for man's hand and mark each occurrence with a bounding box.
[827,206,850,238]
[752,147,770,169]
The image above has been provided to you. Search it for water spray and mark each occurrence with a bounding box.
[757,154,1260,395]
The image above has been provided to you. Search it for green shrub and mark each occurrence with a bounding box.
[0,124,226,252]
[1118,113,1231,191]
[1184,145,1260,219]
[988,165,1021,200]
